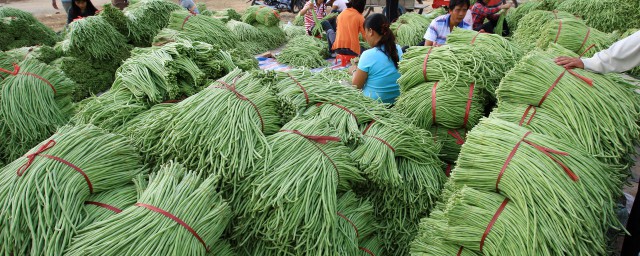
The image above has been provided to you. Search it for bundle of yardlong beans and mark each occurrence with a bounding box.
[395,81,484,130]
[0,59,76,160]
[273,70,382,121]
[537,18,616,57]
[168,11,238,49]
[511,10,579,50]
[72,88,150,132]
[235,117,363,256]
[255,7,281,26]
[430,126,467,163]
[556,0,640,33]
[351,115,442,187]
[124,0,182,45]
[411,186,532,256]
[79,183,139,229]
[390,12,439,47]
[111,43,205,104]
[505,0,543,31]
[0,124,144,256]
[157,69,280,184]
[452,118,624,255]
[65,161,231,256]
[117,103,176,166]
[0,7,58,50]
[276,35,328,68]
[365,157,445,255]
[489,101,632,168]
[335,191,379,255]
[496,46,640,168]
[446,28,523,95]
[411,209,481,256]
[397,45,481,92]
[63,16,128,60]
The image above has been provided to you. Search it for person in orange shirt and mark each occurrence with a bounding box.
[331,0,367,56]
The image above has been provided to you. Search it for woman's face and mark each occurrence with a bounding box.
[364,27,376,47]
[75,0,87,9]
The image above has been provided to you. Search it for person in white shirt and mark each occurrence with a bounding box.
[329,0,348,12]
[554,31,640,73]
[423,0,472,46]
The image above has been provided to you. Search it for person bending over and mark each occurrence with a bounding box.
[351,13,403,104]
[67,0,97,24]
[471,0,511,36]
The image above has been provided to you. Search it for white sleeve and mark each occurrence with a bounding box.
[581,31,640,74]
[424,20,438,42]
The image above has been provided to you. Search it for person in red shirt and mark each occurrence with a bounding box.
[332,0,366,56]
[470,0,510,35]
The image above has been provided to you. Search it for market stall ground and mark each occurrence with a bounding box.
[1,0,639,254]
[4,0,640,221]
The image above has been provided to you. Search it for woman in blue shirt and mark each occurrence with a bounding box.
[351,13,403,104]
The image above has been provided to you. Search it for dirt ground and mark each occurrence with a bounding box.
[1,0,264,31]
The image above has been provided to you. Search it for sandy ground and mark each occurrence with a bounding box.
[1,0,258,31]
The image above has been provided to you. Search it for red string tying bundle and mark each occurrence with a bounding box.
[495,131,578,193]
[287,73,309,105]
[316,102,358,122]
[279,129,342,179]
[518,105,537,126]
[538,64,593,107]
[447,129,466,145]
[16,139,93,193]
[361,120,395,152]
[135,203,209,251]
[337,211,359,238]
[462,83,475,128]
[182,14,195,29]
[479,198,510,253]
[214,78,265,131]
[0,63,56,94]
[422,47,434,81]
[84,201,123,213]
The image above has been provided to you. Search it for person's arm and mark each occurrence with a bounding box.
[555,31,640,73]
[67,9,74,24]
[299,1,312,16]
[423,22,437,46]
[352,68,368,89]
[353,50,372,89]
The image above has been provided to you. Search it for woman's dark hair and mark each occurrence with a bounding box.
[449,0,470,10]
[69,0,97,17]
[476,0,488,5]
[346,0,366,13]
[364,13,399,68]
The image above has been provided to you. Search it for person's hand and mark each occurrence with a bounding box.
[348,65,357,75]
[554,56,585,70]
[500,3,511,9]
[52,0,59,10]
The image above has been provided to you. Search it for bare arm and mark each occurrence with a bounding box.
[424,40,434,46]
[351,68,367,89]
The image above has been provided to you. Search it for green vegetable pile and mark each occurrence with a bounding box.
[391,9,446,47]
[556,0,640,33]
[0,59,76,161]
[276,36,329,68]
[537,17,617,57]
[0,124,144,255]
[66,161,231,256]
[167,11,238,49]
[0,7,58,51]
[511,10,579,51]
